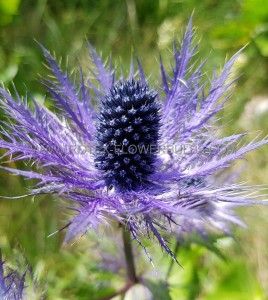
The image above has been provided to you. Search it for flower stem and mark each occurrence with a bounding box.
[99,282,133,300]
[122,226,138,283]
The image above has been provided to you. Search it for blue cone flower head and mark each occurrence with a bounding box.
[0,19,267,261]
[0,250,25,300]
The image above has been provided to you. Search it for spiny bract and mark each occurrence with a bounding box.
[0,250,25,300]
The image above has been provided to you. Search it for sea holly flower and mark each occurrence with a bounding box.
[0,249,25,300]
[0,18,267,264]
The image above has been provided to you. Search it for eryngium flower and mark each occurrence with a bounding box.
[0,250,25,300]
[0,19,267,261]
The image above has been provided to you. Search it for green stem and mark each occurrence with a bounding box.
[166,240,180,280]
[122,226,138,283]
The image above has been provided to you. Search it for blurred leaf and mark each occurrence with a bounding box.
[190,235,228,262]
[204,261,264,300]
[0,0,20,15]
[0,63,18,82]
[0,0,20,24]
[242,0,268,23]
[254,30,268,56]
[143,279,171,300]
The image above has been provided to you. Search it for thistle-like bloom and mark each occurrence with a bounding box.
[0,19,267,261]
[0,250,25,300]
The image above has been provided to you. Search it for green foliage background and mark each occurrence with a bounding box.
[0,0,268,299]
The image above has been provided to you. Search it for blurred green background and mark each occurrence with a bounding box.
[0,0,268,299]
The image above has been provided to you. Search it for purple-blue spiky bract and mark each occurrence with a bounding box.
[0,250,25,300]
[0,18,267,262]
